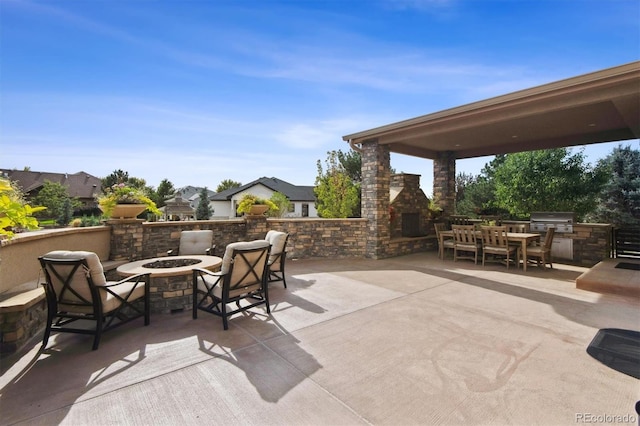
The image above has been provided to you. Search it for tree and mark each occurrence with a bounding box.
[101,170,153,203]
[195,187,213,220]
[587,144,640,226]
[492,148,607,220]
[456,155,509,217]
[336,149,362,184]
[217,179,242,192]
[101,169,130,191]
[269,191,290,218]
[314,151,360,218]
[59,197,74,226]
[154,179,175,208]
[32,181,78,222]
[0,177,45,238]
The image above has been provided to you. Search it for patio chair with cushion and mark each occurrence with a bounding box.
[434,222,455,260]
[481,226,519,269]
[452,224,482,264]
[192,240,271,330]
[527,227,556,269]
[264,230,289,288]
[507,223,529,233]
[39,250,150,351]
[168,230,216,256]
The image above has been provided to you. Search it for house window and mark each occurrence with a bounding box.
[302,203,309,217]
[288,204,295,213]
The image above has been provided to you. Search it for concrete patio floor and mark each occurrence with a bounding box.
[1,251,639,425]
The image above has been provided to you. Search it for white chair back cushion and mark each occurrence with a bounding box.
[265,230,287,261]
[179,230,214,255]
[221,240,270,274]
[43,250,107,286]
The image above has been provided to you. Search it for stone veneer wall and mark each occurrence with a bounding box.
[433,151,456,216]
[264,218,368,258]
[0,289,47,356]
[108,217,369,263]
[389,173,431,239]
[570,223,613,267]
[360,140,391,259]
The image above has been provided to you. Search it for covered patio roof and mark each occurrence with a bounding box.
[343,61,640,160]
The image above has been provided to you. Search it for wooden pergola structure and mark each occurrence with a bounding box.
[342,61,640,258]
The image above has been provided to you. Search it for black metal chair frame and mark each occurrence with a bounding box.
[192,245,271,330]
[39,256,150,350]
[268,234,289,288]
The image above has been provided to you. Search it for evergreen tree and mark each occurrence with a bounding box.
[154,179,175,208]
[58,197,74,226]
[196,187,212,220]
[588,144,640,226]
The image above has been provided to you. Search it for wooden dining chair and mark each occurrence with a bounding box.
[452,224,481,264]
[434,222,455,260]
[527,227,556,269]
[481,226,519,269]
[506,224,529,233]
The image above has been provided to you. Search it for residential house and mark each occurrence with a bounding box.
[210,177,317,218]
[1,169,102,209]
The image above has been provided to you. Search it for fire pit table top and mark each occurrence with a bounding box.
[117,255,222,278]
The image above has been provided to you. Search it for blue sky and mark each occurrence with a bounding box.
[2,0,638,194]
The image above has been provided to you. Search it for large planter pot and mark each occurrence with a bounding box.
[248,204,269,216]
[104,204,147,219]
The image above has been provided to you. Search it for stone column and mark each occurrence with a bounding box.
[361,140,390,259]
[244,215,268,240]
[107,218,145,261]
[433,151,456,216]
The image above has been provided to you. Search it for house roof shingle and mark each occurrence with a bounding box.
[210,177,314,202]
[1,169,102,200]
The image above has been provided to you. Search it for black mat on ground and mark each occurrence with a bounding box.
[615,262,640,271]
[587,328,640,379]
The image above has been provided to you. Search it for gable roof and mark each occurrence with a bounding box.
[210,177,315,201]
[1,169,102,199]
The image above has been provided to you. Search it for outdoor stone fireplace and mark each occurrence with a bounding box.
[390,173,431,239]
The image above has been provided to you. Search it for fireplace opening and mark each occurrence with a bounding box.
[402,213,425,237]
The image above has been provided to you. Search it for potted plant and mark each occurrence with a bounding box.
[97,183,161,219]
[427,198,443,220]
[236,194,277,216]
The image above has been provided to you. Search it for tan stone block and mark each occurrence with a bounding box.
[163,290,183,298]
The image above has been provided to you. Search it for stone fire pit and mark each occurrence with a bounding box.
[142,258,201,269]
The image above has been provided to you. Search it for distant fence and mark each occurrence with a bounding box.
[612,227,640,259]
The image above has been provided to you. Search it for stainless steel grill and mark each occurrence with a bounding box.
[530,212,575,233]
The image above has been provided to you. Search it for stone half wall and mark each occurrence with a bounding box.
[107,217,369,262]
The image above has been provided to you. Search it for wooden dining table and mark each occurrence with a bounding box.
[440,230,541,271]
